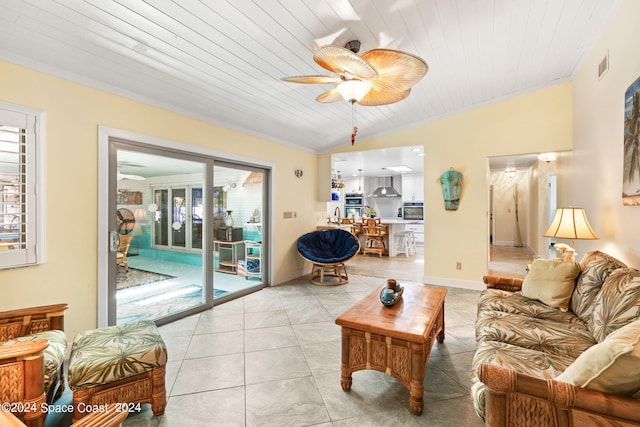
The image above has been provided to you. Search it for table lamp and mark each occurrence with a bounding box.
[543,207,599,262]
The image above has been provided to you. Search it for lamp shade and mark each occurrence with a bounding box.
[337,79,372,102]
[543,208,599,240]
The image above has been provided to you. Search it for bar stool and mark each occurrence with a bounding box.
[395,231,416,257]
[405,231,417,255]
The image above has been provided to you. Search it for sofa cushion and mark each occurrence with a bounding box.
[571,251,627,325]
[297,229,360,264]
[590,268,640,342]
[471,340,576,420]
[475,309,595,360]
[521,259,580,311]
[477,289,587,324]
[556,319,640,396]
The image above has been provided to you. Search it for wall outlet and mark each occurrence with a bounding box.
[456,262,462,270]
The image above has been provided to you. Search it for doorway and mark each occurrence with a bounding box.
[487,153,558,277]
[98,131,270,327]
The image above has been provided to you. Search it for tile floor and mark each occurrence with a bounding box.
[116,275,484,427]
[48,245,534,426]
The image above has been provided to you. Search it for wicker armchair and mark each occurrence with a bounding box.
[0,304,69,427]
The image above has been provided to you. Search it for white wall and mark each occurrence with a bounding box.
[490,170,529,247]
[569,0,640,265]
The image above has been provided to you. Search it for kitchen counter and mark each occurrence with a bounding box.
[318,219,423,256]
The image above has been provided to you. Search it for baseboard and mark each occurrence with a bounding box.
[272,268,307,286]
[423,275,485,291]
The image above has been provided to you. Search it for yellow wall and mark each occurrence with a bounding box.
[0,61,318,338]
[331,83,573,288]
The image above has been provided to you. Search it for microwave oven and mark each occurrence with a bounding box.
[344,193,364,207]
[403,202,424,221]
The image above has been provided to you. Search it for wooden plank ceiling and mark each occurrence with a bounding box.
[0,0,618,153]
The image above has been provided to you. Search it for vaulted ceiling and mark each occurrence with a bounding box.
[0,1,618,153]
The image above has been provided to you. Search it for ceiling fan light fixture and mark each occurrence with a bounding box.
[337,79,371,102]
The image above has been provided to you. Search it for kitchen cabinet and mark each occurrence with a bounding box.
[402,174,424,202]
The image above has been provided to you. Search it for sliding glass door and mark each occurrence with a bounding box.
[106,137,270,326]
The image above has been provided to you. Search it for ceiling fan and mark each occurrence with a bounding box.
[117,169,145,181]
[282,40,427,144]
[282,40,428,107]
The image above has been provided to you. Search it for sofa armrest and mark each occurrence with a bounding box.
[478,363,640,427]
[0,303,68,339]
[482,275,523,292]
[0,339,48,426]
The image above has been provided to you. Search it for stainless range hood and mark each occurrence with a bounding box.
[369,176,401,198]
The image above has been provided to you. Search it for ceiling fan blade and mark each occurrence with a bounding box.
[316,89,344,103]
[358,88,411,106]
[281,75,342,84]
[313,45,378,80]
[361,49,428,92]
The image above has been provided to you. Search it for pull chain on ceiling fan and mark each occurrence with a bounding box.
[282,40,428,145]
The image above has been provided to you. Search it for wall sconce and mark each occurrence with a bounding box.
[537,152,557,163]
[294,169,303,178]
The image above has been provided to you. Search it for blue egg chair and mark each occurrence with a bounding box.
[297,228,361,286]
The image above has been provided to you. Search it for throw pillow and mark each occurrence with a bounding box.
[556,319,640,396]
[522,259,580,311]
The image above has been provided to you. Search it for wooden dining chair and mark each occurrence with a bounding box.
[363,218,386,257]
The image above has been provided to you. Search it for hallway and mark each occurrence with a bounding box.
[488,245,533,278]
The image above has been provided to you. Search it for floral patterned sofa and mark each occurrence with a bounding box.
[472,251,640,426]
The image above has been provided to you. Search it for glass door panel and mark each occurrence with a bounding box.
[171,188,186,248]
[113,146,212,325]
[152,189,168,246]
[192,188,203,249]
[213,163,266,299]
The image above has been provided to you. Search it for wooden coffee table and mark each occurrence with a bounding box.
[335,283,447,415]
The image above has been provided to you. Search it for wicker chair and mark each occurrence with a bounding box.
[0,304,69,427]
[116,234,132,271]
[297,229,360,285]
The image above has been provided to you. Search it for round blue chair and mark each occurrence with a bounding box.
[297,228,361,285]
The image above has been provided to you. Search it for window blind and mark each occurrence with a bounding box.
[0,107,38,268]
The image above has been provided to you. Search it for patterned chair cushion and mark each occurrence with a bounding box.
[68,320,167,390]
[471,340,576,420]
[571,251,627,326]
[591,268,640,342]
[1,329,67,393]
